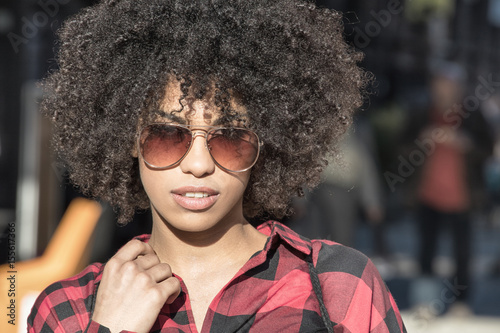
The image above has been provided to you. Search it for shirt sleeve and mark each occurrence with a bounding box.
[27,281,137,333]
[25,263,135,333]
[313,240,406,333]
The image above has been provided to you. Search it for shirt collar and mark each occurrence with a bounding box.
[134,221,313,255]
[130,222,313,255]
[257,221,312,256]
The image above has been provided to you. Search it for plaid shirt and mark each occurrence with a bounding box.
[28,221,406,332]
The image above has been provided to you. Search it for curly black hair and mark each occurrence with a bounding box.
[42,0,368,224]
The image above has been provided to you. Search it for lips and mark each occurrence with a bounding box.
[171,186,220,211]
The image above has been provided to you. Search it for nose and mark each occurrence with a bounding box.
[179,131,216,177]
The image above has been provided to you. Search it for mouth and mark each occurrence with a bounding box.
[171,186,219,211]
[183,192,210,198]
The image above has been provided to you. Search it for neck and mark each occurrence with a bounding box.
[148,211,267,278]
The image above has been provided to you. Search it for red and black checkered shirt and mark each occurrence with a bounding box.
[28,221,406,332]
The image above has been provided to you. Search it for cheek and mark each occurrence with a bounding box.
[138,160,163,198]
[230,171,251,194]
[227,173,251,208]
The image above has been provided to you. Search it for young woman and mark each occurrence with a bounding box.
[28,0,406,332]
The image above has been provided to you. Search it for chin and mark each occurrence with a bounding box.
[154,208,223,233]
[172,220,218,233]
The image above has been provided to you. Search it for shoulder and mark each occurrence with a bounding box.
[28,263,103,331]
[310,239,387,299]
[258,221,377,280]
[37,262,103,302]
[311,240,406,332]
[311,239,373,277]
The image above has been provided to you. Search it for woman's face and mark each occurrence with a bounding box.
[137,80,251,234]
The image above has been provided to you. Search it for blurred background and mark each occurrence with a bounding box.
[1,0,500,331]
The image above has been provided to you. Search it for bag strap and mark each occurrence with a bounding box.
[307,255,334,333]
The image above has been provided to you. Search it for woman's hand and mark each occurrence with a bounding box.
[92,239,181,333]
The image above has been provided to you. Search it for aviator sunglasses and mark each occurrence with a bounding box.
[138,123,262,172]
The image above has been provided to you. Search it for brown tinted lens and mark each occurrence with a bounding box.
[140,124,192,168]
[208,128,259,171]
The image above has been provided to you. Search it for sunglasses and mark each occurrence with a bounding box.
[138,123,262,172]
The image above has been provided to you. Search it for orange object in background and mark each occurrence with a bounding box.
[0,198,102,333]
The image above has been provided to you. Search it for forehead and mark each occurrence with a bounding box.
[158,78,247,127]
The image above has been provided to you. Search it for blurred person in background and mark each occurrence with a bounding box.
[407,62,494,311]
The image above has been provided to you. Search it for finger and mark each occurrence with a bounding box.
[158,277,181,304]
[134,253,161,271]
[146,263,173,283]
[113,239,155,262]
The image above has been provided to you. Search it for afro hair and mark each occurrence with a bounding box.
[41,0,368,224]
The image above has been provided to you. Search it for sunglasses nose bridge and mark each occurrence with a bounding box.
[191,130,207,138]
[190,130,211,151]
